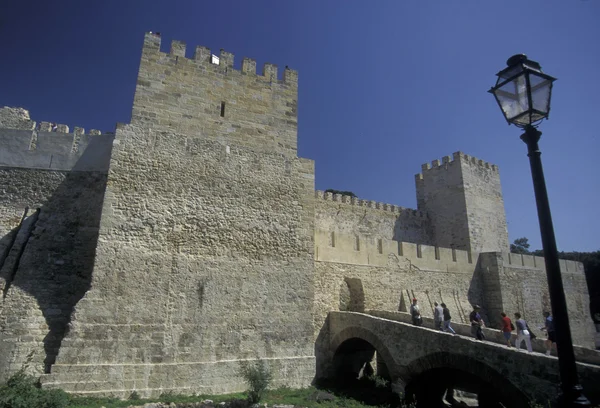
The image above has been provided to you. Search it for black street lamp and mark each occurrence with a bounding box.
[489,55,590,407]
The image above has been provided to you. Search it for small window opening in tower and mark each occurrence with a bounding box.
[220,102,226,117]
[377,239,383,254]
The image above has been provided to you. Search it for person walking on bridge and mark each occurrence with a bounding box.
[469,305,485,340]
[500,312,513,347]
[410,298,422,326]
[441,303,455,334]
[434,302,443,330]
[541,311,556,356]
[514,312,533,353]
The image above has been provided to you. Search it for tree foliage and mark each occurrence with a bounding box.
[510,237,531,254]
[324,189,357,198]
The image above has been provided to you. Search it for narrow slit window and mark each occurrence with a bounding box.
[329,231,335,248]
[354,235,360,251]
[220,102,226,117]
[377,239,383,254]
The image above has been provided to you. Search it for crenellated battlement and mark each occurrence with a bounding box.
[315,229,477,272]
[416,151,498,178]
[142,32,298,86]
[133,32,299,156]
[0,107,113,171]
[499,251,584,275]
[36,121,103,136]
[315,190,425,218]
[0,107,104,135]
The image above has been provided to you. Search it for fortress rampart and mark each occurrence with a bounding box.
[0,33,595,398]
[0,107,113,172]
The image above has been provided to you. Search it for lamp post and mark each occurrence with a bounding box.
[489,55,590,407]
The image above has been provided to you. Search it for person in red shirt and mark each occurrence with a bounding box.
[500,312,513,347]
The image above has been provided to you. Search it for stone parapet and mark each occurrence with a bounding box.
[143,32,298,86]
[315,233,475,272]
[315,190,425,218]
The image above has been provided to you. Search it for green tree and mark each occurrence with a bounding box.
[510,237,531,254]
[324,189,357,198]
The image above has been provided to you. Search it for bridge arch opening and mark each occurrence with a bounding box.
[333,337,389,381]
[402,352,530,408]
[328,336,401,406]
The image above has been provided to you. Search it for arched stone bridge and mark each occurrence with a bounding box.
[316,311,600,407]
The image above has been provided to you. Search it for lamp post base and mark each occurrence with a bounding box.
[558,384,591,407]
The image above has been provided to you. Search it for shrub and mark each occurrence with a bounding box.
[0,370,70,408]
[128,390,141,400]
[239,359,273,404]
[366,374,389,389]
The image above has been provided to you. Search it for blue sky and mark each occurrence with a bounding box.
[1,1,599,252]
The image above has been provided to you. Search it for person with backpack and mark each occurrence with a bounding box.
[410,298,422,326]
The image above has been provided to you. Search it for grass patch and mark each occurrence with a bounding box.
[68,391,248,408]
[0,369,409,408]
[65,385,406,408]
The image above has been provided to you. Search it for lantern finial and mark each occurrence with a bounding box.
[507,54,527,67]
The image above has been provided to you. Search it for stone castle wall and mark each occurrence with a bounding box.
[314,190,433,246]
[0,107,113,380]
[0,32,595,398]
[39,33,317,396]
[479,252,593,348]
[0,168,108,379]
[312,194,592,348]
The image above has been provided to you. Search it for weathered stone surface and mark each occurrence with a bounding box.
[0,107,35,130]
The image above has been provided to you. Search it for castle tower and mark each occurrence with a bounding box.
[131,32,299,156]
[415,152,509,253]
[43,32,316,396]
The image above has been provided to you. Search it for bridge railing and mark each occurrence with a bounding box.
[366,310,600,366]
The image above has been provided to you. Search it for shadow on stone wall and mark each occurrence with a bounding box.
[0,146,110,375]
[392,216,433,246]
[466,256,488,327]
